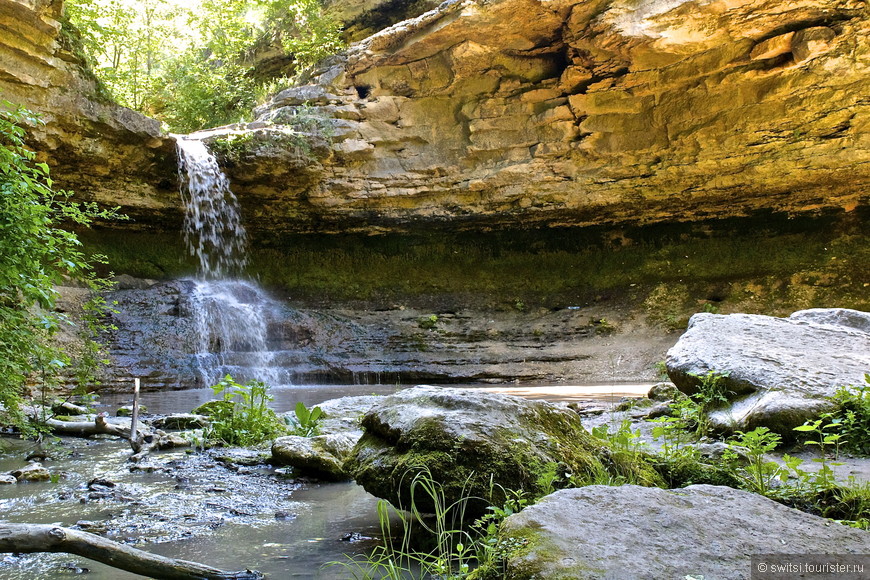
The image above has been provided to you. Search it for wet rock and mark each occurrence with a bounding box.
[647,382,679,402]
[499,485,870,580]
[10,462,51,482]
[152,414,208,430]
[0,474,17,484]
[213,449,269,467]
[274,511,296,520]
[271,434,357,480]
[666,309,870,435]
[345,386,661,515]
[87,477,116,491]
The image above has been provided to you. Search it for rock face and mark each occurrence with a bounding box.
[666,308,870,434]
[499,484,870,580]
[84,280,672,391]
[0,0,177,229]
[344,386,660,515]
[206,0,870,236]
[4,0,868,237]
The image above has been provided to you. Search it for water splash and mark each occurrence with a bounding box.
[176,137,247,278]
[174,136,285,387]
[189,279,282,387]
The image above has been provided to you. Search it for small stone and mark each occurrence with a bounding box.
[647,382,679,402]
[749,32,794,60]
[11,462,51,482]
[792,27,836,63]
[0,474,17,484]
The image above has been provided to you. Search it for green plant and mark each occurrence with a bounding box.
[592,419,645,456]
[792,419,845,490]
[651,397,701,462]
[689,370,731,436]
[329,467,540,580]
[0,104,119,434]
[827,375,870,455]
[418,314,439,330]
[284,401,323,437]
[654,360,669,381]
[724,427,783,495]
[202,375,284,446]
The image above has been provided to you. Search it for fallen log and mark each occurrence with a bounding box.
[0,524,263,579]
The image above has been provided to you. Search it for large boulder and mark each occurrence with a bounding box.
[271,433,357,480]
[344,386,660,515]
[499,484,870,580]
[666,309,870,435]
[271,395,382,480]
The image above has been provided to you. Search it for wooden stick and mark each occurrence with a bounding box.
[0,524,262,579]
[130,377,141,450]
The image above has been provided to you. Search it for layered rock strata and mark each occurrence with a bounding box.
[0,0,176,229]
[214,0,870,236]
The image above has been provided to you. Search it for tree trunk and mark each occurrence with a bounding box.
[0,524,263,579]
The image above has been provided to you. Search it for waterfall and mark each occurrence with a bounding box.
[176,137,247,279]
[174,136,283,388]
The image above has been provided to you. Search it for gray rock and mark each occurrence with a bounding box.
[152,414,208,430]
[271,434,357,480]
[666,310,870,435]
[10,462,51,482]
[271,395,381,479]
[0,474,17,484]
[647,381,679,402]
[344,386,660,515]
[500,485,870,580]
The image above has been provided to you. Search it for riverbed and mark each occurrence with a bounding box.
[0,383,646,578]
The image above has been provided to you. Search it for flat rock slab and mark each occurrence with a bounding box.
[501,484,870,580]
[666,309,870,434]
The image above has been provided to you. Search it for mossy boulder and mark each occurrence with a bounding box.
[272,434,357,480]
[344,386,660,516]
[191,400,233,417]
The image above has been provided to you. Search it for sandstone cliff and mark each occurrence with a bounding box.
[214,0,870,236]
[0,0,176,229]
[2,0,868,237]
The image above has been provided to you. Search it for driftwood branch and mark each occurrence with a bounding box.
[0,524,263,580]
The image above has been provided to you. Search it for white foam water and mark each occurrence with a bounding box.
[176,136,248,279]
[175,136,284,387]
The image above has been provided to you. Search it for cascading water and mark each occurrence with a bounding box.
[176,137,247,279]
[175,136,283,387]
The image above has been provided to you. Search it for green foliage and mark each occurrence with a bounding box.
[690,370,730,436]
[826,375,870,456]
[202,375,285,446]
[650,397,701,462]
[65,0,345,132]
[284,401,323,436]
[0,105,118,433]
[724,427,783,495]
[328,467,531,580]
[418,314,439,330]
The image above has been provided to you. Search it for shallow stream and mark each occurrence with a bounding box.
[0,385,404,579]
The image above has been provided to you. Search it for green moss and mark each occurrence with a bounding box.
[80,213,869,315]
[191,400,233,416]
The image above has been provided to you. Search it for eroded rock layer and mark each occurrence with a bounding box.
[221,0,870,235]
[0,0,176,229]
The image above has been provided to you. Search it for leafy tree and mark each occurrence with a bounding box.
[0,104,119,431]
[65,0,345,133]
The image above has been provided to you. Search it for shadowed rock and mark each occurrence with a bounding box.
[666,308,870,435]
[499,484,870,580]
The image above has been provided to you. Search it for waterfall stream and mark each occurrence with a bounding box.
[175,136,283,387]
